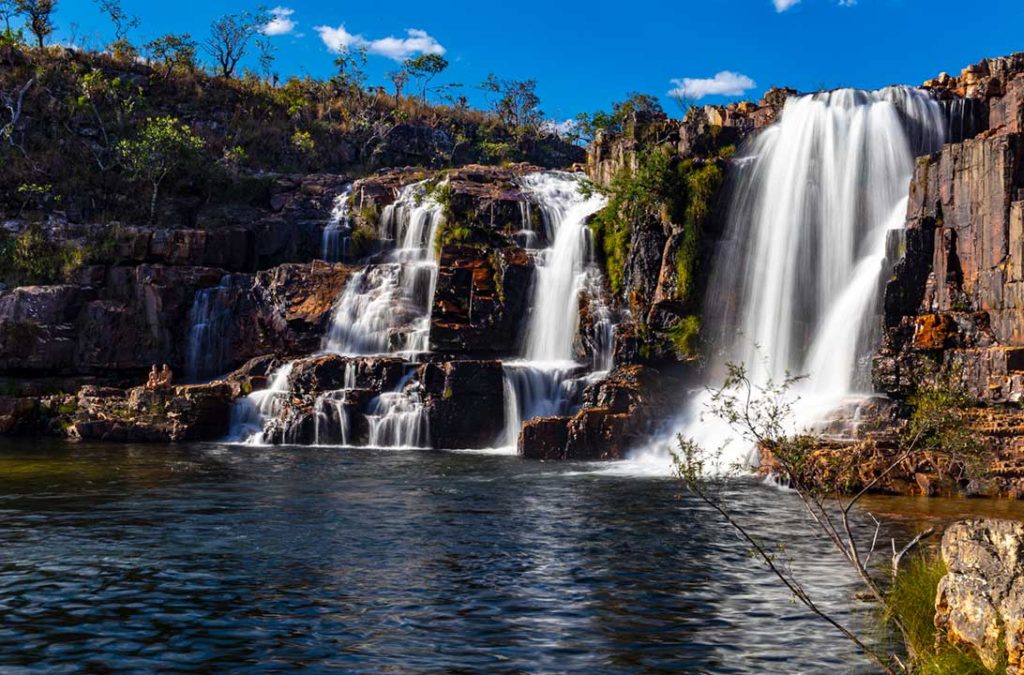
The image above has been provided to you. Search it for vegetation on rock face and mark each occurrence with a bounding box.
[0,223,84,285]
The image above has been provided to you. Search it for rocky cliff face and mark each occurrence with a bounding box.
[585,92,788,365]
[877,54,1024,402]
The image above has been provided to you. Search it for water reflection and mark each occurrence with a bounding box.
[0,440,1006,671]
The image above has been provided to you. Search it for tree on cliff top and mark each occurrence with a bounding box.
[481,74,543,135]
[116,116,204,223]
[14,0,56,48]
[203,10,268,78]
[94,0,140,60]
[405,54,449,101]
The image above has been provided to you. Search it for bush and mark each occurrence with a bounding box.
[0,223,84,286]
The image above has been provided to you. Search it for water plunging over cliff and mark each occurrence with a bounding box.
[321,185,353,262]
[323,181,444,357]
[673,86,947,468]
[501,173,608,446]
[185,274,240,381]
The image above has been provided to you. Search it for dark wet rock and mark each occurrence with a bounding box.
[423,359,505,448]
[520,416,571,459]
[430,246,532,356]
[519,365,676,461]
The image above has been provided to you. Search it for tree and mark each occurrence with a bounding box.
[144,33,198,78]
[117,116,205,222]
[332,47,367,91]
[203,10,267,78]
[480,74,543,134]
[0,0,17,32]
[404,54,448,101]
[255,35,274,80]
[14,0,56,48]
[387,69,409,103]
[94,0,138,59]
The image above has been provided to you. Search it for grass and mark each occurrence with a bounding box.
[886,554,1003,674]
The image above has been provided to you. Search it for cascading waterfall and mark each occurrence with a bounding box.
[185,274,239,381]
[323,180,444,357]
[366,371,430,449]
[227,363,294,444]
[232,180,444,449]
[664,86,947,470]
[501,172,609,446]
[321,185,353,262]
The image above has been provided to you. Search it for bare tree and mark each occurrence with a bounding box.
[93,0,138,44]
[675,363,981,673]
[203,11,267,78]
[0,76,33,155]
[14,0,56,48]
[387,69,408,104]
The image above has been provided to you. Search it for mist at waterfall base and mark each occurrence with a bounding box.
[622,87,947,476]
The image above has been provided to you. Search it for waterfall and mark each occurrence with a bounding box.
[366,371,430,448]
[323,180,444,357]
[185,274,240,381]
[227,363,294,444]
[321,185,353,262]
[670,86,947,469]
[500,172,609,447]
[519,172,608,363]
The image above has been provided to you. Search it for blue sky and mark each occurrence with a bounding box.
[54,0,1024,123]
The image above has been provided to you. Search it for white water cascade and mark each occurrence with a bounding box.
[185,274,239,381]
[321,185,353,262]
[655,86,948,472]
[227,363,294,444]
[501,172,609,446]
[323,180,445,357]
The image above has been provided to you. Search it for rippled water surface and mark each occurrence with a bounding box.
[0,440,931,672]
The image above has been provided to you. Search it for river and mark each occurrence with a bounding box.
[7,440,1014,671]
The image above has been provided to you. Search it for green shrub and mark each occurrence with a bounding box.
[0,223,85,286]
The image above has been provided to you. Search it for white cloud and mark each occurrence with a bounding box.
[542,119,576,137]
[263,7,297,36]
[314,25,445,61]
[774,0,856,11]
[667,71,756,100]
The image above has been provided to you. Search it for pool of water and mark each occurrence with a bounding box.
[0,439,1003,672]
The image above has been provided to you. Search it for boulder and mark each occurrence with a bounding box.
[70,381,234,442]
[935,518,1024,672]
[423,359,505,448]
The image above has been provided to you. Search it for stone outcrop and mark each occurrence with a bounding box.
[0,261,352,380]
[69,381,234,442]
[935,518,1024,673]
[877,53,1024,404]
[520,365,675,460]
